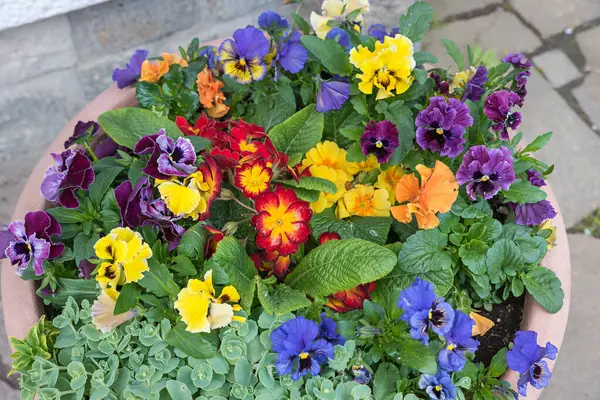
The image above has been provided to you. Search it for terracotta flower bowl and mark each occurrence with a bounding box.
[1,84,571,399]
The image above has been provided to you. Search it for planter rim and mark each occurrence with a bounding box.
[1,85,571,400]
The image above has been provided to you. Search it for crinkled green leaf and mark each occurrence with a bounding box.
[177,222,208,262]
[486,239,522,284]
[309,214,393,245]
[211,237,257,309]
[301,36,353,76]
[459,240,489,275]
[522,267,564,313]
[278,176,337,194]
[256,279,311,315]
[165,323,217,359]
[269,104,324,155]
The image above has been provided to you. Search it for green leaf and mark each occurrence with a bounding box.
[373,363,400,400]
[136,82,163,109]
[165,323,217,359]
[186,136,210,152]
[397,229,453,273]
[522,132,553,153]
[486,348,508,378]
[396,339,437,374]
[413,67,429,84]
[414,51,438,65]
[292,12,311,35]
[286,239,396,297]
[486,239,523,284]
[339,126,364,141]
[128,159,145,186]
[38,279,99,305]
[287,187,321,202]
[73,232,99,266]
[309,214,393,245]
[113,283,140,314]
[459,240,489,275]
[178,223,208,262]
[98,107,182,149]
[269,104,324,155]
[171,255,198,276]
[256,279,311,315]
[469,218,503,242]
[46,207,85,224]
[350,96,369,116]
[452,198,494,219]
[522,267,564,313]
[211,237,257,309]
[301,36,353,76]
[165,380,193,400]
[276,76,296,108]
[249,94,296,131]
[384,102,414,164]
[88,166,123,207]
[346,142,365,162]
[441,39,465,70]
[398,1,434,42]
[502,181,547,204]
[278,176,337,194]
[138,259,180,297]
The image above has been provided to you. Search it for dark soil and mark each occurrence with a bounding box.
[473,295,525,366]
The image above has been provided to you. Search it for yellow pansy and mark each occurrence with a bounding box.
[450,66,477,93]
[91,290,137,334]
[336,184,391,219]
[301,141,357,182]
[375,165,405,203]
[175,270,245,333]
[94,227,152,290]
[539,220,557,250]
[310,0,370,38]
[309,165,348,213]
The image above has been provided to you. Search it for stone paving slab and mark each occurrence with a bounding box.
[576,25,600,72]
[573,73,600,129]
[510,0,600,38]
[545,233,600,399]
[533,49,582,88]
[429,0,499,20]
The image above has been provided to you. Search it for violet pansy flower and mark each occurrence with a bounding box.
[397,278,455,345]
[316,79,350,112]
[456,145,516,201]
[112,49,148,89]
[503,53,533,69]
[418,370,457,400]
[258,10,290,32]
[317,313,346,346]
[134,129,197,180]
[3,211,64,276]
[274,29,307,80]
[507,330,557,396]
[416,96,473,158]
[41,149,95,209]
[368,24,400,42]
[64,120,100,149]
[516,70,531,88]
[512,200,557,226]
[200,46,219,70]
[271,316,334,381]
[438,311,479,372]
[219,26,270,84]
[325,28,351,51]
[360,120,399,163]
[484,90,523,140]
[463,65,488,102]
[527,169,546,187]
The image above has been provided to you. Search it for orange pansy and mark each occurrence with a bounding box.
[196,66,230,118]
[391,161,458,230]
[140,59,169,83]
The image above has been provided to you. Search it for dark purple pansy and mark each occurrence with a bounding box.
[258,10,290,31]
[367,24,400,42]
[527,169,546,187]
[456,145,516,200]
[507,330,557,396]
[316,79,350,112]
[484,90,523,140]
[502,53,532,69]
[416,96,473,158]
[41,149,95,209]
[516,70,531,88]
[274,29,307,80]
[78,260,96,279]
[431,72,450,96]
[511,200,556,226]
[114,177,185,250]
[325,28,351,51]
[64,120,100,149]
[112,49,148,89]
[463,65,488,102]
[134,129,197,180]
[360,120,399,163]
[3,211,64,276]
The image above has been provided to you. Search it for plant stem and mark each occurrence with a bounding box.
[84,140,99,163]
[231,196,257,214]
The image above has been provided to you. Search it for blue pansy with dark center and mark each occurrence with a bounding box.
[507,330,557,396]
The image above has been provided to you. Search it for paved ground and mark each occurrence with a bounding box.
[1,0,599,398]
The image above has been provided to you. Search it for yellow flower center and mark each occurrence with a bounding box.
[299,352,310,359]
[481,175,489,182]
[447,344,456,351]
[428,309,433,319]
[435,385,442,392]
[375,140,383,148]
[239,140,257,153]
[436,128,444,135]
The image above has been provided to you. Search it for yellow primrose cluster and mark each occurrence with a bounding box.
[175,270,245,333]
[301,141,406,219]
[349,34,416,99]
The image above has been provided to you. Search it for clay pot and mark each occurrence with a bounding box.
[1,85,571,400]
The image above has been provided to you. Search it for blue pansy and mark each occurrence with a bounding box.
[112,49,148,89]
[219,26,270,84]
[397,277,455,345]
[438,311,479,372]
[318,313,346,346]
[506,330,557,396]
[258,10,290,32]
[316,78,350,113]
[419,370,457,400]
[271,316,334,381]
[368,24,400,42]
[274,29,307,80]
[325,28,351,51]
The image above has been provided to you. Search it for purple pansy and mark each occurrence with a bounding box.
[512,200,557,226]
[506,330,557,396]
[419,370,457,400]
[484,90,523,140]
[367,24,400,42]
[258,10,290,31]
[431,72,450,96]
[463,65,488,102]
[271,316,334,381]
[274,29,307,80]
[64,120,100,149]
[2,211,64,276]
[112,49,148,89]
[456,145,516,201]
[317,314,346,346]
[516,70,531,88]
[502,53,532,69]
[360,120,399,163]
[219,26,270,84]
[316,79,350,112]
[200,46,219,70]
[351,364,372,384]
[134,129,197,180]
[78,260,96,279]
[114,177,185,250]
[397,278,455,345]
[438,311,479,372]
[416,96,473,158]
[325,28,351,51]
[527,169,546,187]
[41,149,95,209]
